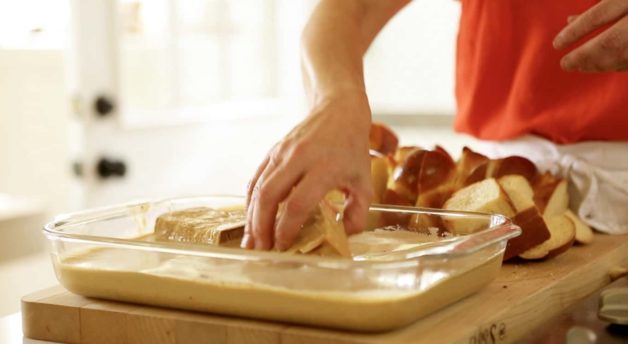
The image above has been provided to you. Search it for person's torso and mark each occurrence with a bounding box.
[455,0,628,143]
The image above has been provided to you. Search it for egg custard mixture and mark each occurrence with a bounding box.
[54,204,501,331]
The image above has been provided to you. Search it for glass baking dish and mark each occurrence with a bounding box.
[43,195,520,332]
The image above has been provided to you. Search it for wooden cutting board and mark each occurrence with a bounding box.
[22,234,628,344]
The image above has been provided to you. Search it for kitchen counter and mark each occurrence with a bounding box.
[528,276,628,343]
[9,277,627,344]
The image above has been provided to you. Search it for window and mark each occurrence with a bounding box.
[118,0,287,122]
[74,0,459,126]
[78,0,313,126]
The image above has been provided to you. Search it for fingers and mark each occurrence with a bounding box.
[241,201,256,249]
[246,155,270,208]
[242,155,270,249]
[273,167,373,250]
[249,154,304,250]
[554,0,628,50]
[273,169,334,251]
[560,16,628,72]
[241,93,373,252]
[342,187,372,235]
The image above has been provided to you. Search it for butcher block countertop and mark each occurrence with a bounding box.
[22,234,628,344]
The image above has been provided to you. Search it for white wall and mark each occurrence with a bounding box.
[0,50,74,217]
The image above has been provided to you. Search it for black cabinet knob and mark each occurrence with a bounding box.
[94,96,115,117]
[96,158,126,179]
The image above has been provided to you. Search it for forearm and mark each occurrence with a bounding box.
[301,0,410,106]
[245,0,409,250]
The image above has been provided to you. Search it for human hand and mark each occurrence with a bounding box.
[242,91,374,251]
[553,0,628,72]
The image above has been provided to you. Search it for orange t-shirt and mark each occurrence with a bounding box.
[454,0,628,144]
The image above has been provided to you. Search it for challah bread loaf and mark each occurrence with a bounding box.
[442,178,516,235]
[370,152,393,204]
[378,189,414,227]
[565,210,594,244]
[497,175,551,259]
[533,172,569,217]
[416,149,456,196]
[490,156,539,182]
[368,152,394,230]
[369,122,398,156]
[433,145,453,161]
[512,171,580,259]
[389,149,456,204]
[366,125,593,261]
[509,209,552,259]
[393,146,421,165]
[410,148,457,230]
[388,149,424,203]
[519,214,575,260]
[385,147,456,231]
[378,145,419,207]
[466,156,539,186]
[498,175,534,210]
[453,147,489,189]
[409,187,454,232]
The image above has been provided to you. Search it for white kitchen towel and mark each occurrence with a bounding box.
[474,135,628,235]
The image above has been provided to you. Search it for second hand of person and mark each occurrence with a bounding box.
[554,0,628,72]
[241,0,411,251]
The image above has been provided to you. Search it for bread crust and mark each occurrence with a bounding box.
[369,122,399,156]
[375,142,593,261]
[504,208,551,260]
[533,172,567,216]
[390,149,456,204]
[566,210,594,244]
[497,175,551,260]
[519,215,575,260]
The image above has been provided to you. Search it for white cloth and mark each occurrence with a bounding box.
[474,135,628,234]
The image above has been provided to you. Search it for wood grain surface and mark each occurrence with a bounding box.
[22,234,628,344]
[525,277,628,343]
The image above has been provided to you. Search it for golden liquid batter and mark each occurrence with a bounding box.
[54,230,502,332]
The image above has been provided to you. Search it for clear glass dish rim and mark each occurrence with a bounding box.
[43,195,521,269]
